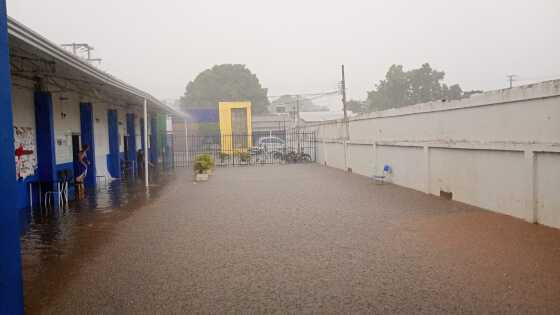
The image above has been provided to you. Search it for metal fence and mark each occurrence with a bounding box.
[171,130,317,167]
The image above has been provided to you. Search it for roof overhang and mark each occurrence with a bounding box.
[7,16,185,118]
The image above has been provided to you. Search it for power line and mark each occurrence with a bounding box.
[268,92,338,107]
[61,43,102,65]
[268,90,338,99]
[506,74,517,88]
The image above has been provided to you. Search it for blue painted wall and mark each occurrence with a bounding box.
[107,109,120,178]
[34,92,57,185]
[185,108,219,123]
[126,113,136,162]
[79,103,96,186]
[0,0,24,312]
[14,175,39,210]
[150,116,158,163]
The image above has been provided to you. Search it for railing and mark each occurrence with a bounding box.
[170,130,317,167]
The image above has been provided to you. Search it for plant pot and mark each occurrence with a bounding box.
[205,169,213,176]
[195,173,209,181]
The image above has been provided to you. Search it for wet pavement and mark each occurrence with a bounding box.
[22,165,560,314]
[20,172,173,314]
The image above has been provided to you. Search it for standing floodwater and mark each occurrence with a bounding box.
[20,171,176,314]
[20,165,560,314]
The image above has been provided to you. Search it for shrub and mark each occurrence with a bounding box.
[194,154,214,174]
[238,151,250,162]
[219,152,229,162]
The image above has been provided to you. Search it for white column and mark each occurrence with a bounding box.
[424,146,431,194]
[143,98,149,187]
[525,150,537,223]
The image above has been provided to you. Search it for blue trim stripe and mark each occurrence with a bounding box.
[186,108,219,123]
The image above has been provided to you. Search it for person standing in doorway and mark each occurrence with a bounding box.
[75,144,90,199]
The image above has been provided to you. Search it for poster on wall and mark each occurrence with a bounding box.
[55,130,72,164]
[13,126,37,180]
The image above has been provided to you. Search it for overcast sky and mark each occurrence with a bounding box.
[7,0,560,108]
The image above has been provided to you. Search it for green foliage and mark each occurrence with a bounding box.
[190,122,219,137]
[181,64,269,115]
[237,151,250,162]
[346,100,367,114]
[218,152,230,162]
[366,63,479,112]
[193,154,214,174]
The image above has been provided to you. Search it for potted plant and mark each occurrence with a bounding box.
[193,154,214,181]
[218,152,229,166]
[202,153,215,175]
[238,151,250,165]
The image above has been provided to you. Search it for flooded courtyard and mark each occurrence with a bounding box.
[21,165,560,314]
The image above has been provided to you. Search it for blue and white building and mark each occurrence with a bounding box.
[0,3,184,313]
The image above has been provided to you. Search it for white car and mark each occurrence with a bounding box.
[253,136,285,154]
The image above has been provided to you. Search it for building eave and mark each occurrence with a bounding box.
[7,16,186,118]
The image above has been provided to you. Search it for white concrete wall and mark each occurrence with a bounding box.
[11,84,37,175]
[429,148,527,220]
[11,85,35,130]
[536,153,560,228]
[378,145,425,193]
[91,102,109,178]
[323,142,345,170]
[346,143,373,176]
[52,91,80,165]
[304,80,560,229]
[116,107,126,153]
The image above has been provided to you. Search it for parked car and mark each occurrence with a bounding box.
[252,136,285,155]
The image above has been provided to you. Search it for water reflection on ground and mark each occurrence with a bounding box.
[19,171,176,313]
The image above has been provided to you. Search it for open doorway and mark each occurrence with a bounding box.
[123,135,129,162]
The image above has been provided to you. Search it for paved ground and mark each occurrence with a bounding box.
[27,165,560,314]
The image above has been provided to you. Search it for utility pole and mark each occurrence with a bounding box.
[61,43,102,64]
[295,95,301,153]
[507,74,517,88]
[341,65,347,122]
[341,65,349,170]
[341,65,349,140]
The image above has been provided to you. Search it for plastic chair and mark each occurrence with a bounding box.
[43,181,68,208]
[371,164,392,184]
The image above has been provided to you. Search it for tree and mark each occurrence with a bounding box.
[346,100,367,114]
[366,63,474,112]
[180,64,269,114]
[270,95,329,113]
